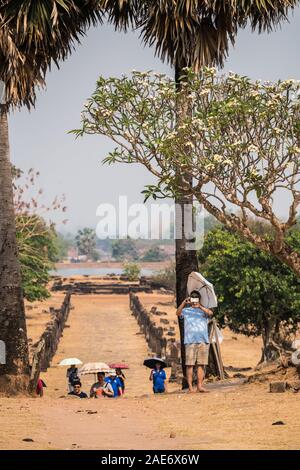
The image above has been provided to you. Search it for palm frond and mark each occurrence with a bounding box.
[140,1,236,70]
[139,0,298,69]
[236,0,298,32]
[99,0,140,30]
[0,0,103,109]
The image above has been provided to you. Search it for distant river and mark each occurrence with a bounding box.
[51,267,155,277]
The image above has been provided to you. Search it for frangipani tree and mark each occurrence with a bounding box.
[74,69,300,276]
[101,0,300,302]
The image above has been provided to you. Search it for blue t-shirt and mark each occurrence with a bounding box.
[114,376,123,394]
[105,377,121,397]
[152,369,166,392]
[181,307,209,344]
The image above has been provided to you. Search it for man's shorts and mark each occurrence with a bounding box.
[185,343,209,366]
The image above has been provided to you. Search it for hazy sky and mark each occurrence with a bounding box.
[9,7,300,233]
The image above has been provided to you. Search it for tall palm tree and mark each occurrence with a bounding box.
[0,0,102,394]
[101,0,299,383]
[75,228,97,259]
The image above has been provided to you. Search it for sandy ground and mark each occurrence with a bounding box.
[2,383,300,450]
[1,292,300,450]
[43,295,152,398]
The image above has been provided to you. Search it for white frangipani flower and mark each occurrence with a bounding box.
[282,79,297,87]
[249,169,259,177]
[248,144,259,153]
[186,141,195,148]
[273,127,283,134]
[205,163,215,170]
[232,141,242,147]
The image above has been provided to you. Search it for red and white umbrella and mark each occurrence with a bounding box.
[79,362,110,375]
[109,363,129,370]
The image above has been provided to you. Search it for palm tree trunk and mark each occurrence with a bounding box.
[175,198,199,388]
[175,63,199,388]
[0,109,30,394]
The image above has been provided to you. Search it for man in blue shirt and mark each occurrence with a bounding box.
[177,290,213,393]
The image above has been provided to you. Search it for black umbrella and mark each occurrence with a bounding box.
[143,357,167,369]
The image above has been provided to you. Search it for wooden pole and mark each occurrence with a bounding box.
[212,319,225,380]
[208,320,218,377]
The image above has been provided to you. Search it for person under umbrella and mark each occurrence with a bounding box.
[59,358,82,393]
[109,363,129,396]
[187,272,218,309]
[176,290,213,393]
[66,365,80,393]
[90,372,114,398]
[149,361,167,394]
[115,368,126,395]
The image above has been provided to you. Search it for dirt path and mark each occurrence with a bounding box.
[1,293,300,450]
[2,382,300,450]
[43,294,153,398]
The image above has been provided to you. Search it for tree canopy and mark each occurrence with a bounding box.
[73,69,300,276]
[122,260,140,281]
[199,227,300,362]
[111,237,139,261]
[13,167,66,301]
[75,227,98,260]
[17,214,57,302]
[142,246,168,262]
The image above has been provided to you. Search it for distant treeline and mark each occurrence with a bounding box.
[55,215,221,262]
